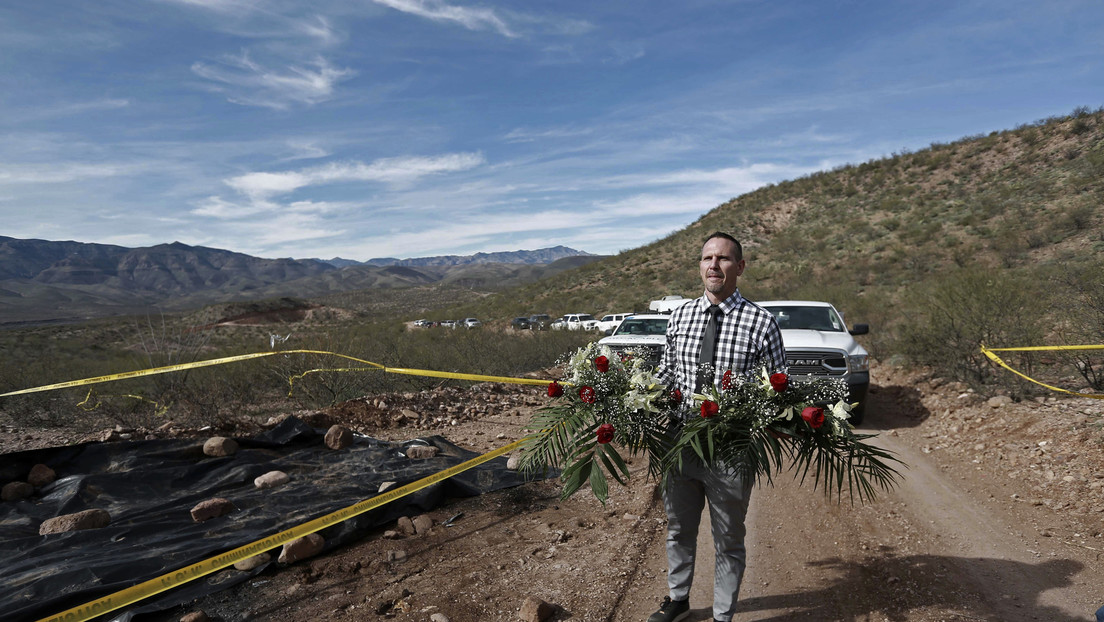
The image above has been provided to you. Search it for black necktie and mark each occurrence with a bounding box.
[696,304,720,392]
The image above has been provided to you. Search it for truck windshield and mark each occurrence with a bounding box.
[764,306,845,332]
[614,318,669,335]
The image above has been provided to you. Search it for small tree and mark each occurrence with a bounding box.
[898,268,1046,395]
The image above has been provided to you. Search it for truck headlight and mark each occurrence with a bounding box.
[848,354,869,373]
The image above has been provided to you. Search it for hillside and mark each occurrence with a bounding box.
[454,107,1104,356]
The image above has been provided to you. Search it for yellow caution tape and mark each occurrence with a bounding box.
[36,437,528,622]
[980,344,1104,399]
[0,350,553,399]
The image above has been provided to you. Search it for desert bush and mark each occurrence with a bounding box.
[275,323,593,408]
[1051,260,1104,391]
[897,268,1047,396]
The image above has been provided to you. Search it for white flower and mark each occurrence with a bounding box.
[829,400,852,421]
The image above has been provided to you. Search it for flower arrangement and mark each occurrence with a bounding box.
[519,343,902,504]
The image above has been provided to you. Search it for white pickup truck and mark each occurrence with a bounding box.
[760,300,871,425]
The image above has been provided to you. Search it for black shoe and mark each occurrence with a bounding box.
[646,596,689,622]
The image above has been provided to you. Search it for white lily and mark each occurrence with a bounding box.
[829,400,852,421]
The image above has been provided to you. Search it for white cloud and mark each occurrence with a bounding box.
[371,0,518,38]
[502,126,593,143]
[192,52,354,109]
[225,152,486,199]
[0,162,140,184]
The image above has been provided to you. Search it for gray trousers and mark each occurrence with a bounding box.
[662,455,754,621]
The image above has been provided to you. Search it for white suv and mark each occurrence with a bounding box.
[596,312,634,334]
[759,300,871,424]
[552,313,599,331]
[597,314,670,367]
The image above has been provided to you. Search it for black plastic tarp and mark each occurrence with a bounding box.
[0,417,532,622]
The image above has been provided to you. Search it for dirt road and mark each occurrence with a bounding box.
[616,370,1103,622]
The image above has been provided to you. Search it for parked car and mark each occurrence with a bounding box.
[510,316,532,330]
[439,320,458,329]
[596,312,634,335]
[461,318,482,329]
[597,314,670,367]
[551,313,599,331]
[528,314,552,330]
[759,300,871,425]
[412,319,429,327]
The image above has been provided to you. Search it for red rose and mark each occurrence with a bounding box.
[801,406,825,429]
[670,388,682,403]
[596,423,615,444]
[721,370,735,390]
[579,386,597,404]
[701,400,719,418]
[595,356,610,373]
[547,382,564,398]
[769,373,789,393]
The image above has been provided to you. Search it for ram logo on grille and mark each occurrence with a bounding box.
[791,358,822,367]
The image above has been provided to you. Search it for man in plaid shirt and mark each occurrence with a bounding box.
[648,231,786,622]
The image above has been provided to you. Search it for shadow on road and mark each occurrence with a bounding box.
[859,382,932,431]
[732,553,1085,621]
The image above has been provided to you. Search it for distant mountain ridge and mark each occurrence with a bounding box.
[356,246,593,267]
[0,237,600,325]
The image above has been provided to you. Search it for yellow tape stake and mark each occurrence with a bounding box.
[980,344,1104,400]
[37,438,528,622]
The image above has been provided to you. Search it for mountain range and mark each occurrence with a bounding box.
[0,237,599,326]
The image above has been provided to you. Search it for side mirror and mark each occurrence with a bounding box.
[849,323,869,336]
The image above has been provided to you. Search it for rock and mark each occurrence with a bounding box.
[203,437,239,457]
[279,533,325,564]
[430,613,451,622]
[412,514,433,534]
[400,408,420,421]
[324,425,354,450]
[191,498,236,522]
[406,445,439,459]
[28,464,57,487]
[234,552,272,571]
[2,481,34,501]
[254,471,290,489]
[180,611,210,622]
[507,454,522,470]
[39,509,111,535]
[987,395,1013,408]
[386,549,407,562]
[519,596,555,622]
[396,516,416,536]
[378,481,397,493]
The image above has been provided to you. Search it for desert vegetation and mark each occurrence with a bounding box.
[3,106,1104,435]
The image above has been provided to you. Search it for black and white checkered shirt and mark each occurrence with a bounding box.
[657,289,786,409]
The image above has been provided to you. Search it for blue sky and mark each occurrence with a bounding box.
[1,1,1101,260]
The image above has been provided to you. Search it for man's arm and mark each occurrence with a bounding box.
[656,311,680,387]
[763,316,786,373]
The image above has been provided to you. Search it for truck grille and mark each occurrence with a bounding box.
[785,349,848,378]
[606,345,663,367]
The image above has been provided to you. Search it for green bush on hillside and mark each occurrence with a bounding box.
[898,268,1045,396]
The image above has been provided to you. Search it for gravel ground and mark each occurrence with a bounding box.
[3,361,1103,622]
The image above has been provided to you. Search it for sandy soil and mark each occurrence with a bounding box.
[6,361,1104,622]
